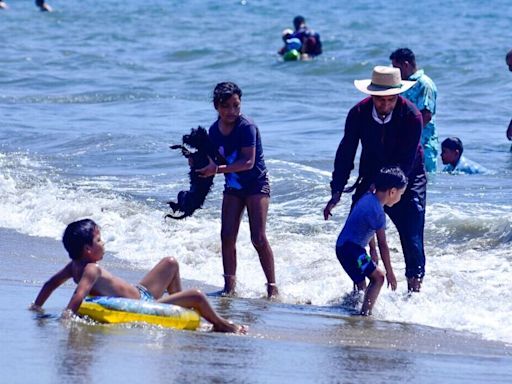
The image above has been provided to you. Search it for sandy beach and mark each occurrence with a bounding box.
[1,228,510,383]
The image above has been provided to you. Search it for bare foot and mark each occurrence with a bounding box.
[222,274,236,296]
[267,283,279,299]
[213,321,248,334]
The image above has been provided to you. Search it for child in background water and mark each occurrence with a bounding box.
[440,137,488,175]
[278,28,302,61]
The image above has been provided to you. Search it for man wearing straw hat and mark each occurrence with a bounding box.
[324,66,427,292]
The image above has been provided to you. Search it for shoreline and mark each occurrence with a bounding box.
[2,227,511,382]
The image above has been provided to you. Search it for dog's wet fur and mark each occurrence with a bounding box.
[166,126,218,220]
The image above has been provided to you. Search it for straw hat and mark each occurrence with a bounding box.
[354,66,416,96]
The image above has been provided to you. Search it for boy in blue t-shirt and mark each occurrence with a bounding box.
[336,167,408,315]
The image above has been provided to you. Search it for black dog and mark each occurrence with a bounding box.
[166,126,218,220]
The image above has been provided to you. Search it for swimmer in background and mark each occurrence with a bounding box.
[36,0,52,12]
[0,0,52,11]
[440,137,489,175]
[278,28,302,61]
[291,15,323,60]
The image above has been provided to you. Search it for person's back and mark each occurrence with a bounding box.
[390,48,438,172]
[337,192,384,249]
[291,15,322,57]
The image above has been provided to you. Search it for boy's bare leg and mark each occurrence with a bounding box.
[246,194,278,298]
[220,194,245,295]
[360,269,385,316]
[139,257,182,298]
[158,289,247,334]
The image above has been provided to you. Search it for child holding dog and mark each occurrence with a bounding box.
[197,82,278,299]
[333,167,407,315]
[30,218,247,334]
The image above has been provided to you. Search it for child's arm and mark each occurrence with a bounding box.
[64,263,101,314]
[30,263,73,311]
[376,229,397,290]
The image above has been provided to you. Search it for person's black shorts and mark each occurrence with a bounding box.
[223,180,270,198]
[336,241,377,284]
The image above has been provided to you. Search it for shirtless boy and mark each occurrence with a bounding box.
[30,218,246,334]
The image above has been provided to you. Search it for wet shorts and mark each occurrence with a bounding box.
[224,180,270,198]
[336,241,377,284]
[135,284,155,302]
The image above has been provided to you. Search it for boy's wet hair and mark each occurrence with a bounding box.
[441,137,464,155]
[374,167,408,192]
[62,219,98,260]
[212,82,242,108]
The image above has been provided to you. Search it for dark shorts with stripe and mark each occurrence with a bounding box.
[336,241,377,284]
[224,179,270,198]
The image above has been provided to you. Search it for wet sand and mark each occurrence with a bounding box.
[1,228,511,383]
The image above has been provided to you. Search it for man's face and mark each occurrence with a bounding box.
[372,95,398,117]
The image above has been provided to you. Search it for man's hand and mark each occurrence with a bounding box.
[323,192,341,220]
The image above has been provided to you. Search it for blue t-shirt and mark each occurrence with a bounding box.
[209,114,268,190]
[336,192,386,248]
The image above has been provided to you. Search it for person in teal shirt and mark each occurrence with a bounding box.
[391,48,438,172]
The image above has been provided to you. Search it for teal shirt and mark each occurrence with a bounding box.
[402,69,438,172]
[442,155,488,175]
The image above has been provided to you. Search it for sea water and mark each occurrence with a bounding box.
[1,0,511,344]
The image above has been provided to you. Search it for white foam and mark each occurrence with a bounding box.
[1,152,511,343]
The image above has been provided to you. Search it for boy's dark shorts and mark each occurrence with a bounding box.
[336,241,377,284]
[224,180,270,198]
